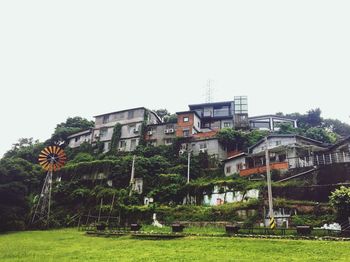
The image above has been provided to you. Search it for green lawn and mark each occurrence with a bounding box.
[0,229,349,261]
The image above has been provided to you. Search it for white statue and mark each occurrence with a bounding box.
[152,213,163,228]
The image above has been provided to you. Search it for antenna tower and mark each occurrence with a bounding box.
[205,79,214,103]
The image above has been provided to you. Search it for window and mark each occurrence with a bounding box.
[100,128,108,138]
[224,122,231,128]
[203,122,210,128]
[102,115,109,124]
[128,110,134,119]
[103,142,111,152]
[75,137,79,142]
[275,141,281,146]
[166,124,174,129]
[116,112,124,120]
[130,139,137,150]
[200,143,207,149]
[164,138,173,145]
[226,166,231,174]
[183,116,189,122]
[119,140,127,148]
[183,130,190,137]
[129,124,137,134]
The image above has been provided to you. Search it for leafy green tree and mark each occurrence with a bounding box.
[276,123,298,135]
[4,138,45,164]
[50,117,94,145]
[305,127,337,144]
[323,118,350,138]
[0,158,42,231]
[245,130,269,147]
[329,186,350,220]
[217,128,247,151]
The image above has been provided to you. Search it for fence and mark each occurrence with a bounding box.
[287,151,350,169]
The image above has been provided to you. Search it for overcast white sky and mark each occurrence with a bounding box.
[1,1,349,157]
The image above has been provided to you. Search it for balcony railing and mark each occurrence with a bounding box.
[239,151,350,177]
[239,162,289,177]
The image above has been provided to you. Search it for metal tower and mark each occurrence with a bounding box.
[31,146,66,227]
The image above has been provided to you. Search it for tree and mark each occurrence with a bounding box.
[245,130,269,147]
[217,128,246,151]
[329,186,350,220]
[323,118,350,138]
[153,109,170,120]
[305,108,322,127]
[276,123,298,135]
[305,127,337,144]
[164,114,178,123]
[0,158,42,231]
[4,138,45,164]
[50,117,94,145]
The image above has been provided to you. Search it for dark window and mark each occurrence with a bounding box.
[128,110,134,119]
[102,115,109,124]
[183,130,190,137]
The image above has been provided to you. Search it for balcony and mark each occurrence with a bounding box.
[239,162,289,177]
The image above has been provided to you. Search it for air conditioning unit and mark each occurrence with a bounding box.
[148,131,153,135]
[179,149,185,155]
[164,129,169,134]
[168,128,175,133]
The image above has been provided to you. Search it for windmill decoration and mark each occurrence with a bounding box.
[38,146,66,172]
[31,146,66,227]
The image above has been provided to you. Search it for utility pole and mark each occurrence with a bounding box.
[265,137,276,228]
[187,150,191,184]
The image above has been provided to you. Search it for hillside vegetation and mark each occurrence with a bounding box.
[1,108,350,231]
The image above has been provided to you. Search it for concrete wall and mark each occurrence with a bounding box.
[190,138,227,160]
[68,132,92,148]
[220,120,234,129]
[251,137,297,155]
[203,187,259,206]
[146,123,177,146]
[224,156,246,176]
[95,108,146,128]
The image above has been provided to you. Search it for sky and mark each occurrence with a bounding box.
[0,1,349,157]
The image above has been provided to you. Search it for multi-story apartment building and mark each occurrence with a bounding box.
[67,107,161,152]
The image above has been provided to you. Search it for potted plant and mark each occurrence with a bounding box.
[171,223,185,233]
[96,221,107,231]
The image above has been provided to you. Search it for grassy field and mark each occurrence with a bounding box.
[1,229,349,261]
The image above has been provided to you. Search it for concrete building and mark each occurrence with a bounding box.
[175,111,201,137]
[239,134,327,176]
[188,96,249,130]
[249,115,297,131]
[145,122,177,146]
[67,129,93,148]
[68,107,162,152]
[92,107,161,152]
[188,137,227,160]
[223,153,247,176]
